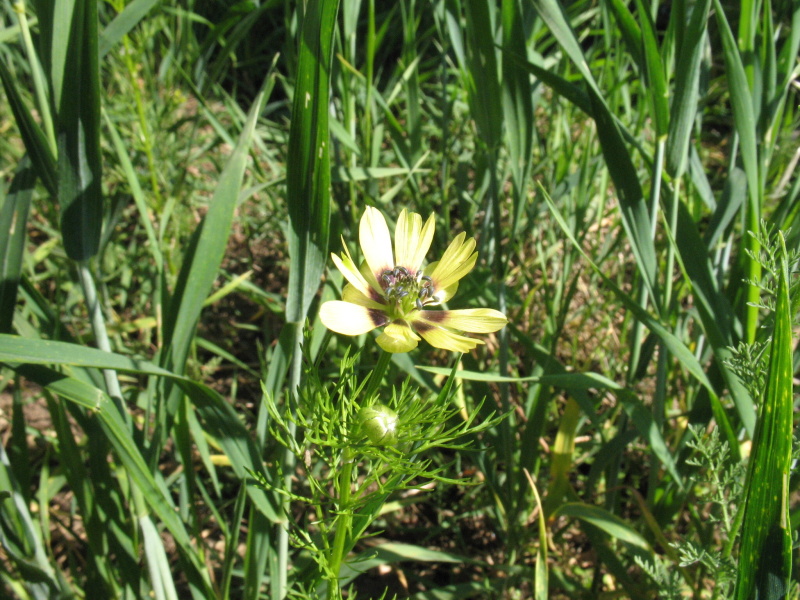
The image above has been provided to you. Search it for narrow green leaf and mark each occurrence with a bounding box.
[712,0,762,343]
[0,443,64,599]
[0,335,281,521]
[0,158,35,333]
[666,203,756,432]
[705,167,746,248]
[102,110,163,272]
[604,0,643,68]
[501,0,534,239]
[163,82,270,373]
[285,0,338,323]
[632,0,669,138]
[54,0,104,261]
[463,0,503,153]
[420,365,682,486]
[8,363,214,596]
[98,0,161,59]
[554,502,651,550]
[530,0,660,306]
[331,165,429,183]
[665,0,711,177]
[734,234,793,600]
[0,61,57,195]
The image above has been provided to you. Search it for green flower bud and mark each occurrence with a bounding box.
[358,404,399,446]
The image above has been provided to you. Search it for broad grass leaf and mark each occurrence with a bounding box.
[51,0,104,261]
[162,81,271,374]
[0,158,35,333]
[285,0,337,324]
[712,0,762,343]
[543,188,741,450]
[554,502,651,550]
[734,235,793,600]
[665,0,710,177]
[530,0,660,307]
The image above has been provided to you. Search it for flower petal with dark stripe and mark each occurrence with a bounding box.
[319,206,507,353]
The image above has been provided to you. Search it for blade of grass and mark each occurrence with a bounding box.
[553,502,651,550]
[0,60,57,196]
[733,234,793,599]
[523,469,548,600]
[162,78,271,375]
[8,363,215,596]
[0,157,35,334]
[0,335,281,521]
[665,0,710,178]
[0,442,65,599]
[285,0,336,326]
[712,0,761,344]
[98,0,161,59]
[282,0,339,596]
[52,0,103,262]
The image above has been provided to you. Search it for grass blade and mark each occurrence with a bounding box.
[501,0,534,236]
[664,0,711,177]
[52,0,103,261]
[531,0,660,306]
[285,0,337,324]
[0,60,57,195]
[734,234,793,600]
[553,502,651,550]
[0,334,282,521]
[163,79,271,373]
[98,0,161,59]
[542,187,742,448]
[0,157,35,334]
[9,363,214,596]
[712,0,762,343]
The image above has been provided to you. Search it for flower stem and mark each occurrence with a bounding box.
[363,347,392,400]
[327,348,392,598]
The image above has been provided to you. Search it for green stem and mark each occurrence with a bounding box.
[327,348,391,598]
[77,262,126,414]
[277,323,304,598]
[327,449,353,600]
[363,348,392,401]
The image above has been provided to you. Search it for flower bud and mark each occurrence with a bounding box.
[358,404,399,446]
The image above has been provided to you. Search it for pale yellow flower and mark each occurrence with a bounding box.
[319,206,507,353]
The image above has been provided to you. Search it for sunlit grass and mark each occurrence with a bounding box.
[0,0,798,598]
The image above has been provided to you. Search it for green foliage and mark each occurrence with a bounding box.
[260,347,504,597]
[0,0,799,598]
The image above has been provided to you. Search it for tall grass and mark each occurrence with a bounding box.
[1,0,798,598]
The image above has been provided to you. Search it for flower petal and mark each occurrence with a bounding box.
[360,206,394,280]
[331,248,373,298]
[395,210,434,273]
[412,321,483,352]
[415,308,507,333]
[427,232,477,291]
[319,301,389,335]
[342,284,386,310]
[376,322,420,353]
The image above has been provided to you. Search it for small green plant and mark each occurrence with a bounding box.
[259,342,504,598]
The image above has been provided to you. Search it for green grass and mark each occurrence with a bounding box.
[1,0,799,598]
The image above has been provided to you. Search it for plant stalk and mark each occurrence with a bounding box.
[327,348,391,598]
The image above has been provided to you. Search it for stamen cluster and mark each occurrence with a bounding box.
[380,266,436,313]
